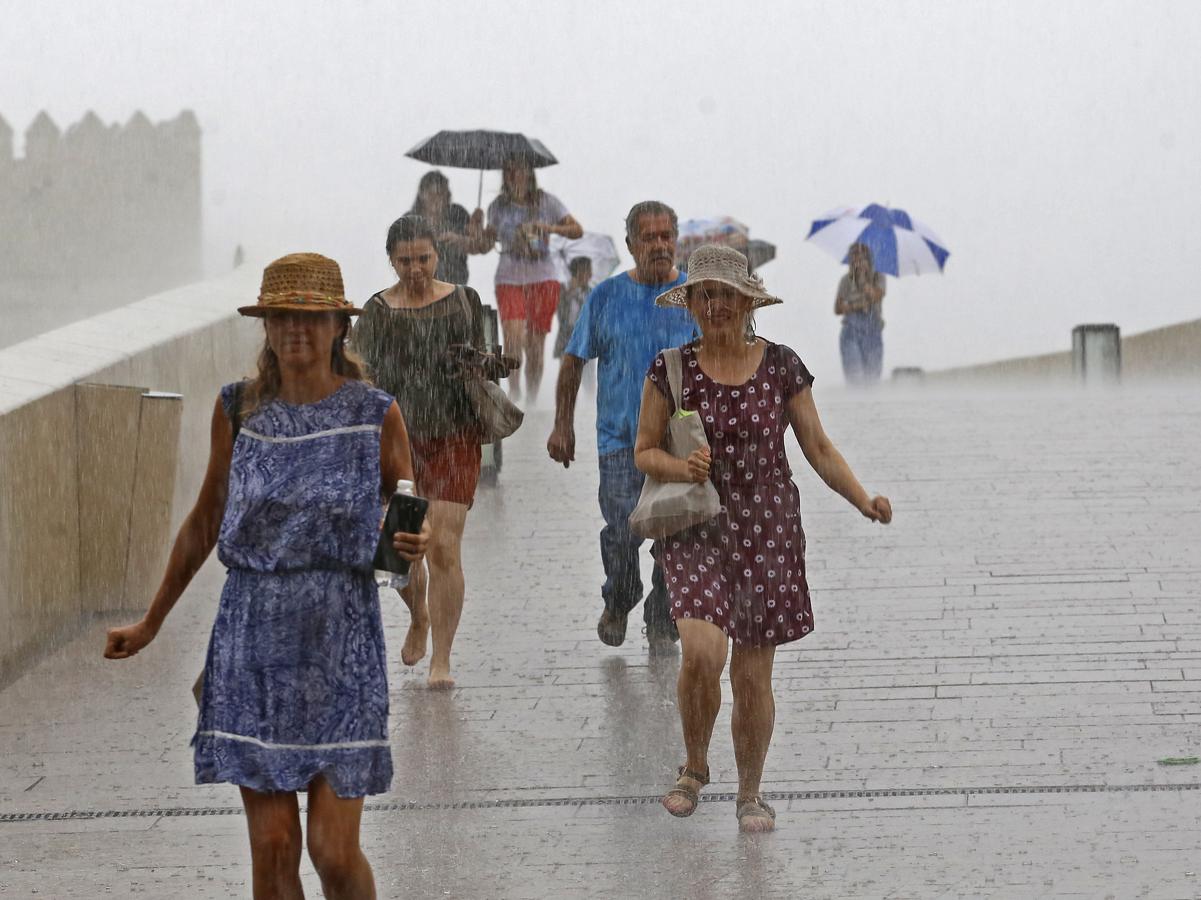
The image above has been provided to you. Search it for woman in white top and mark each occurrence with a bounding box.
[482,157,582,403]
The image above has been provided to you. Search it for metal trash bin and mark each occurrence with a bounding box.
[1072,324,1121,385]
[479,304,503,486]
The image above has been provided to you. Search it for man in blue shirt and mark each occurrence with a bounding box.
[548,201,697,652]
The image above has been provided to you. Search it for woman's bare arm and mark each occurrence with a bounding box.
[550,214,584,240]
[473,223,498,254]
[379,401,429,562]
[379,401,416,495]
[465,211,494,254]
[786,387,891,523]
[633,380,709,483]
[104,396,232,657]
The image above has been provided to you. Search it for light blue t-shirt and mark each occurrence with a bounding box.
[565,271,697,456]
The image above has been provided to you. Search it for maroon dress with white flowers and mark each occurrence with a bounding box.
[647,341,815,647]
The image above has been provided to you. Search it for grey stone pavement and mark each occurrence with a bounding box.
[3,382,1201,899]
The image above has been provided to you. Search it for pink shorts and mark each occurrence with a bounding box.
[496,281,560,334]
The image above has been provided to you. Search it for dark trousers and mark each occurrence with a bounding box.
[597,449,670,628]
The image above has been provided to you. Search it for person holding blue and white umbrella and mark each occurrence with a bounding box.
[835,242,887,384]
[806,203,950,386]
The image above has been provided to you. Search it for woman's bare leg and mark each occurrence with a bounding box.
[663,618,728,815]
[729,643,777,831]
[501,319,526,400]
[306,776,375,900]
[399,559,429,666]
[239,787,304,899]
[425,499,469,689]
[525,319,546,403]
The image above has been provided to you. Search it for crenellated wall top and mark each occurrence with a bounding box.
[0,109,200,163]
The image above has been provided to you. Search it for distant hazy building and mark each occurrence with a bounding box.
[0,109,201,346]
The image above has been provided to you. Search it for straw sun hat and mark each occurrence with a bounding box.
[238,253,364,317]
[656,244,782,309]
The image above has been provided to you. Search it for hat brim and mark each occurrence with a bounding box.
[655,277,783,310]
[239,302,363,317]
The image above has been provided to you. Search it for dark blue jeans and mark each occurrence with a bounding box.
[597,448,670,628]
[840,313,884,384]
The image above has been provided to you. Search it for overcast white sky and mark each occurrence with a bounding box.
[3,0,1199,377]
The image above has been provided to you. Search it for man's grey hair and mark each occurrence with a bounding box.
[625,201,678,242]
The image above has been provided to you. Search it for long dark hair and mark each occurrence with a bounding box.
[411,170,450,221]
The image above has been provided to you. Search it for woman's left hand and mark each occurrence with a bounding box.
[859,495,893,524]
[393,519,431,562]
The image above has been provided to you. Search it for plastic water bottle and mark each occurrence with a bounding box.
[373,479,428,592]
[375,567,410,592]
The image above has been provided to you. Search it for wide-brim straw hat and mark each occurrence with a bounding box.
[238,252,364,317]
[656,243,782,309]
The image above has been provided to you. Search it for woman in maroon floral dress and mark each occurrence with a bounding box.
[634,244,892,833]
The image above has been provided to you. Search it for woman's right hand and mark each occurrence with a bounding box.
[684,447,711,483]
[104,619,158,660]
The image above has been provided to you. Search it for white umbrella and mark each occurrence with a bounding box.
[549,233,621,287]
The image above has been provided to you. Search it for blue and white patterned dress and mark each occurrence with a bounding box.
[192,379,395,798]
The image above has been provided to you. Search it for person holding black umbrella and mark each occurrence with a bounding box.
[482,157,582,403]
[408,170,490,286]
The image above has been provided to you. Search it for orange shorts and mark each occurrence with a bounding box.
[496,281,560,334]
[410,432,482,507]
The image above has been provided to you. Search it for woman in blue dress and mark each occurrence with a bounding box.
[104,253,429,899]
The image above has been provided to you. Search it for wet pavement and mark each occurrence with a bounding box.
[2,383,1201,898]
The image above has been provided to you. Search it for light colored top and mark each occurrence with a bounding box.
[837,271,886,324]
[488,191,570,285]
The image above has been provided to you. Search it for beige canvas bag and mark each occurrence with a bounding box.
[628,348,721,540]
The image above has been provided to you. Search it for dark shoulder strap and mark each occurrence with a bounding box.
[231,381,246,441]
[454,286,486,350]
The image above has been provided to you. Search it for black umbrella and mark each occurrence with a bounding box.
[747,239,777,272]
[405,130,558,206]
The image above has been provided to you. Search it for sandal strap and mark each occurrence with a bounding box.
[665,785,699,803]
[736,796,776,820]
[676,764,710,787]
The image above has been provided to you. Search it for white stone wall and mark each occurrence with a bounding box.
[0,266,262,681]
[0,110,201,284]
[0,110,203,351]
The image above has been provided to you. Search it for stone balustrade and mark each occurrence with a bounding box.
[0,267,261,683]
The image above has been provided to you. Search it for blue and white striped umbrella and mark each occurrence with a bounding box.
[806,204,950,277]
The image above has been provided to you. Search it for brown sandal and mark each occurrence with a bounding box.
[661,765,710,818]
[736,795,776,833]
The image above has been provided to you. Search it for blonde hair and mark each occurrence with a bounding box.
[241,315,369,416]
